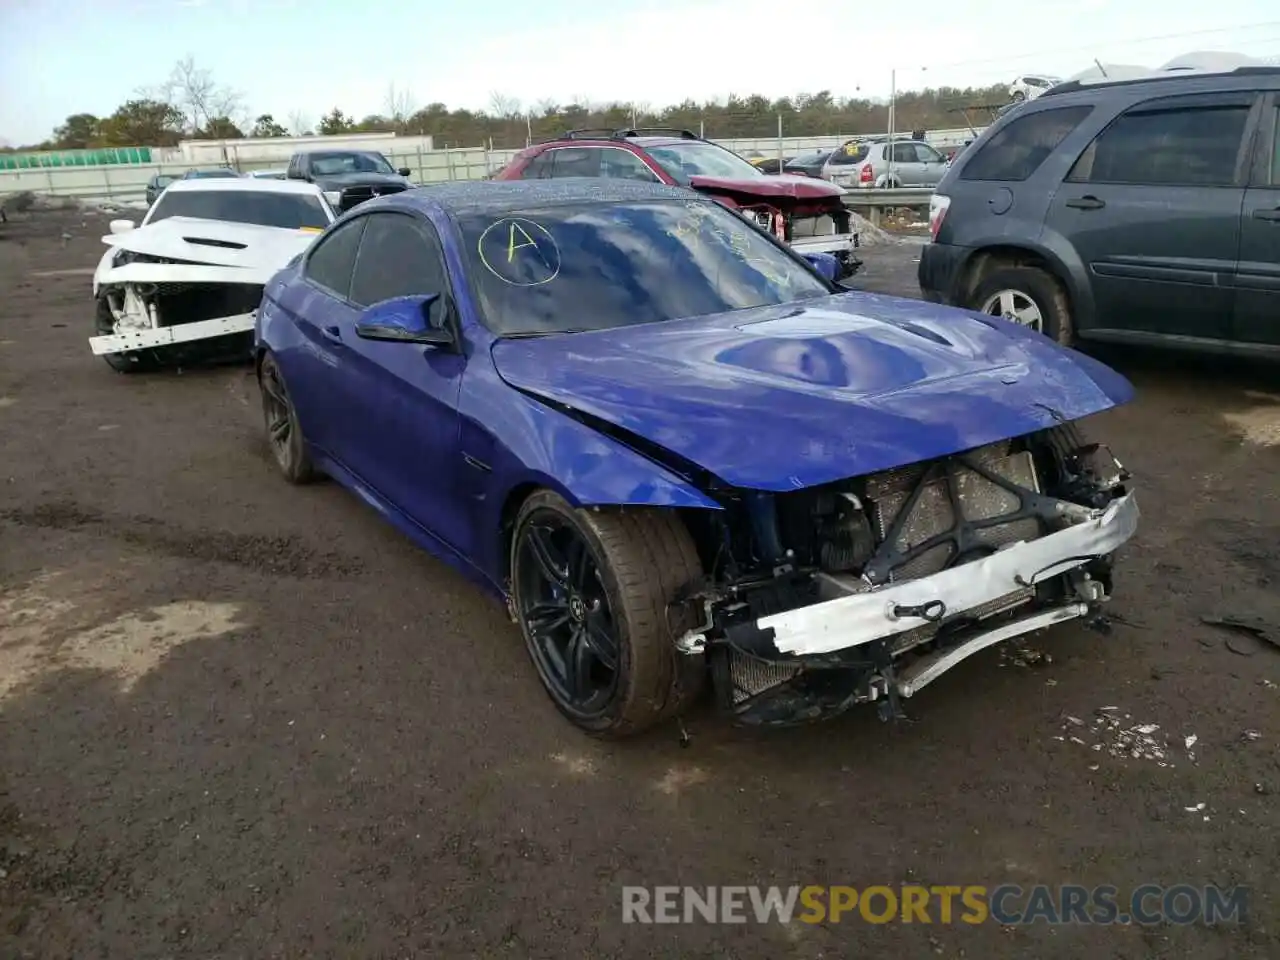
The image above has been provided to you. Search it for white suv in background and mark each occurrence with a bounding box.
[1009,75,1062,102]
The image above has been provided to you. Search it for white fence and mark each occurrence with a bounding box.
[0,128,979,205]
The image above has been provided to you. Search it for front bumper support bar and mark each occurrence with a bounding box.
[682,492,1138,659]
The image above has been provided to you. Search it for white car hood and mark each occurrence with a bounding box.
[93,216,322,294]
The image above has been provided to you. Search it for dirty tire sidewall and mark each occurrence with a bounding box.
[511,490,707,739]
[258,352,315,485]
[971,266,1074,347]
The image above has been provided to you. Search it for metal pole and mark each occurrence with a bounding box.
[776,113,783,171]
[887,67,896,187]
[526,114,532,147]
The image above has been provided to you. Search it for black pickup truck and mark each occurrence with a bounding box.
[286,149,415,213]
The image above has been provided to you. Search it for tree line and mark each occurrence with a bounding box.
[5,58,1011,153]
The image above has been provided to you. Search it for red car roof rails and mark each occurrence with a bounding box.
[558,127,702,142]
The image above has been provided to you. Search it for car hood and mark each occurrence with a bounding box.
[314,172,409,188]
[93,216,322,292]
[490,293,1135,492]
[688,173,843,200]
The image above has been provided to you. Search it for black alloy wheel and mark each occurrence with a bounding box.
[516,510,621,718]
[510,490,708,737]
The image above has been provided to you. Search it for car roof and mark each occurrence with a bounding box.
[163,177,324,196]
[375,177,708,217]
[1041,64,1280,99]
[538,135,714,150]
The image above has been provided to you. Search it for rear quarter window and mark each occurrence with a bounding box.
[960,104,1094,182]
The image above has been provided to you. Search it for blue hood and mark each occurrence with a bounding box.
[490,292,1135,492]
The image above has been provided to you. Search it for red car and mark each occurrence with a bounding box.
[494,128,861,277]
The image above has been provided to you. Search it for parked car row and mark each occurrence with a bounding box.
[87,134,1147,740]
[493,128,864,278]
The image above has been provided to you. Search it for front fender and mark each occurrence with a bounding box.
[478,387,722,512]
[459,370,722,584]
[91,246,116,299]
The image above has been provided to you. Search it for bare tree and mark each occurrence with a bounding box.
[288,110,314,137]
[151,56,245,134]
[487,92,523,119]
[384,83,416,127]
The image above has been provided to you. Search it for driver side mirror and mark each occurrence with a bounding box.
[800,252,840,282]
[354,293,453,346]
[108,219,136,234]
[397,167,412,178]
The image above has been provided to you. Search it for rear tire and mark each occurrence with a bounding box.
[510,490,707,738]
[971,266,1075,346]
[257,351,315,484]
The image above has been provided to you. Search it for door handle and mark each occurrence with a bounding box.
[1065,196,1106,210]
[1252,207,1280,222]
[321,324,342,342]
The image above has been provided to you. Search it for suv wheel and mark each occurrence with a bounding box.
[971,266,1074,346]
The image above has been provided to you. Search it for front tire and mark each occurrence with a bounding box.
[971,265,1075,346]
[257,351,315,484]
[511,490,707,738]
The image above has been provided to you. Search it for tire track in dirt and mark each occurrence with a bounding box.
[1,500,365,579]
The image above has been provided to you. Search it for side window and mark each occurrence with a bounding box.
[544,148,603,178]
[519,153,553,179]
[1067,99,1252,187]
[890,142,918,164]
[961,105,1094,182]
[915,143,944,163]
[304,218,366,299]
[1272,106,1280,185]
[600,149,659,181]
[348,213,449,309]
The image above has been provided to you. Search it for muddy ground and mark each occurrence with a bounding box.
[1,208,1278,959]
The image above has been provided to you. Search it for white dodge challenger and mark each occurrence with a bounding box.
[90,177,337,372]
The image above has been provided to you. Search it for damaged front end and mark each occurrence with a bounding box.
[694,181,862,279]
[672,426,1137,726]
[90,217,320,368]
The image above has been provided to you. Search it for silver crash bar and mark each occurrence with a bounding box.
[679,492,1139,659]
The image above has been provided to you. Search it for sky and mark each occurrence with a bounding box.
[1,0,1278,145]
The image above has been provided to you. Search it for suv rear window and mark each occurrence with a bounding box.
[960,105,1093,182]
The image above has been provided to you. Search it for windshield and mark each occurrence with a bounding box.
[185,169,239,179]
[645,142,764,181]
[309,152,395,176]
[146,189,331,229]
[456,199,831,337]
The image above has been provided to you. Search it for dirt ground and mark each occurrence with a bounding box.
[1,208,1278,959]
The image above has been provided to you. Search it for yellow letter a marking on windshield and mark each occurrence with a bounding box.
[507,221,539,262]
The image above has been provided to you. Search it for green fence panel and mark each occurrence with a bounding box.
[0,147,154,169]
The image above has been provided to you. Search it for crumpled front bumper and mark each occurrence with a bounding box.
[760,492,1138,658]
[680,492,1139,680]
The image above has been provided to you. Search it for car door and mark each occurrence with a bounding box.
[1043,91,1257,341]
[1235,93,1280,346]
[912,142,948,186]
[889,141,924,185]
[272,216,367,454]
[333,211,469,549]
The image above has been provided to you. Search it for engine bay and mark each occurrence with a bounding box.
[674,425,1133,724]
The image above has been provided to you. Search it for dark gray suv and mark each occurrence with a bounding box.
[918,66,1280,356]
